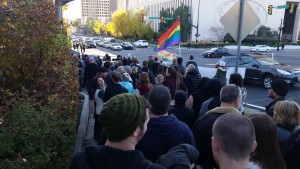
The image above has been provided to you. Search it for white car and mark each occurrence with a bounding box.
[110,43,122,51]
[103,41,112,48]
[133,40,148,48]
[249,45,271,52]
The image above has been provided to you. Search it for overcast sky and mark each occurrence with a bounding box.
[63,0,81,21]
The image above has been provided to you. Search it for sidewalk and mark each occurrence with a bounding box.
[82,89,97,148]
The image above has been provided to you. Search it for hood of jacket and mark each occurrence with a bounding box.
[186,68,199,76]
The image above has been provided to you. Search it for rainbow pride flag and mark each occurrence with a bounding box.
[156,18,180,52]
[157,50,177,63]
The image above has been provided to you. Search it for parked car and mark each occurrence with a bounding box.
[133,40,148,48]
[103,41,112,48]
[94,40,101,46]
[85,40,96,48]
[215,54,300,88]
[97,40,106,47]
[202,47,230,58]
[104,37,115,42]
[249,45,271,52]
[121,42,134,50]
[111,43,122,51]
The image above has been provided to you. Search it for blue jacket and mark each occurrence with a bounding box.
[136,114,195,162]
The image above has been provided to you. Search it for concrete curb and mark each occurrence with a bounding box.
[72,92,90,156]
[244,103,266,112]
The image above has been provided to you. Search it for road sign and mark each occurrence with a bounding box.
[276,5,289,9]
[149,16,159,19]
[164,17,174,20]
[220,1,260,42]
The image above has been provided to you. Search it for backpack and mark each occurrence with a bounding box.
[284,125,300,169]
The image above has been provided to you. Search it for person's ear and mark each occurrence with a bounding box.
[211,137,219,152]
[133,129,138,137]
[148,105,154,115]
[252,140,257,153]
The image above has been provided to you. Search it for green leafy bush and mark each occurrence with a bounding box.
[0,102,76,169]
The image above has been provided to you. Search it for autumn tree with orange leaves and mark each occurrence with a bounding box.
[0,0,79,168]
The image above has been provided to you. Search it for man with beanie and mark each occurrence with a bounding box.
[104,71,127,102]
[69,94,166,169]
[193,84,242,169]
[136,86,195,162]
[168,90,195,129]
[265,79,289,118]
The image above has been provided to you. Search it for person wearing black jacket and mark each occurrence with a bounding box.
[103,71,127,102]
[84,56,98,99]
[183,64,201,96]
[265,79,289,118]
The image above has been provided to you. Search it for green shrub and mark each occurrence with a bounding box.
[0,1,79,168]
[0,102,76,169]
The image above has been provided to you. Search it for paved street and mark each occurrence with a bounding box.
[82,45,300,108]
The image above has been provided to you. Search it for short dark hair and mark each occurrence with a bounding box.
[229,73,244,87]
[177,57,183,64]
[148,86,171,115]
[213,113,255,161]
[104,61,111,69]
[220,84,241,103]
[174,90,187,106]
[112,71,121,82]
[189,55,194,60]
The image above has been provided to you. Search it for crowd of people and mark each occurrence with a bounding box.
[70,52,300,169]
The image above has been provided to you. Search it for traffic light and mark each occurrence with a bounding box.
[141,13,144,22]
[289,3,295,14]
[160,16,164,23]
[268,5,273,15]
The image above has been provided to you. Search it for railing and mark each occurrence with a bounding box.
[244,102,266,112]
[72,92,90,156]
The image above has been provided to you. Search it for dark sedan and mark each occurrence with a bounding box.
[202,47,230,58]
[216,55,300,88]
[121,42,134,50]
[85,40,96,48]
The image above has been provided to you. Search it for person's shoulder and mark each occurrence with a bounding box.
[248,161,261,169]
[148,163,166,169]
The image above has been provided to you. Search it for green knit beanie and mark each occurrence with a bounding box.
[100,93,145,142]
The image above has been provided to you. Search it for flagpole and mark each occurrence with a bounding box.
[179,43,181,58]
[178,17,181,58]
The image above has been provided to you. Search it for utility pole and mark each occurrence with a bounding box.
[277,19,283,51]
